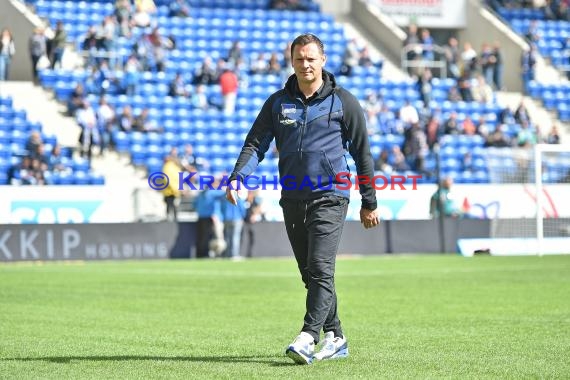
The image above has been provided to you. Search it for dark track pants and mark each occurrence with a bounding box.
[280,196,349,343]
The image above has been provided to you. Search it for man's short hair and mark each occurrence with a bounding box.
[291,33,325,57]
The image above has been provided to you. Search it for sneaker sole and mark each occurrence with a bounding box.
[285,348,313,365]
[314,347,349,361]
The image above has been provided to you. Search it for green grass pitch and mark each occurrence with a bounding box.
[1,255,569,379]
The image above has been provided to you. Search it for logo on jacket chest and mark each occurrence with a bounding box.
[280,103,298,126]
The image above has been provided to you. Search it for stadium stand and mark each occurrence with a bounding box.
[11,0,568,189]
[487,1,570,123]
[0,94,105,185]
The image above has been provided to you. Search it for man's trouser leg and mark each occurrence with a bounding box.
[281,196,348,343]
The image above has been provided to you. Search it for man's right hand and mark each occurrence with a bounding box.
[225,179,241,205]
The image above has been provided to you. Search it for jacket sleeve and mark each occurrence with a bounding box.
[229,94,276,182]
[338,89,378,211]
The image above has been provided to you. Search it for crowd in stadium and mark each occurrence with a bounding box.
[0,0,566,190]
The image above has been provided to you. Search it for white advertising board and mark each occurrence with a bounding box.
[368,0,467,28]
[0,185,134,224]
[256,184,570,221]
[1,183,569,224]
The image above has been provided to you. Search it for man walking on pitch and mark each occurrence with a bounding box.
[226,34,379,364]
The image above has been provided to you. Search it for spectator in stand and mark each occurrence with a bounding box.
[169,0,191,17]
[268,52,282,75]
[340,38,360,76]
[0,28,16,81]
[403,122,428,173]
[227,40,243,68]
[76,100,99,162]
[472,75,494,104]
[93,60,119,95]
[417,68,433,108]
[514,100,531,124]
[48,144,68,173]
[476,115,491,140]
[168,72,190,97]
[25,131,43,157]
[96,96,116,155]
[84,65,102,95]
[82,26,99,68]
[233,56,249,82]
[556,1,570,21]
[359,46,374,68]
[425,115,442,150]
[462,151,474,172]
[97,16,118,69]
[191,84,209,110]
[28,27,47,85]
[29,158,47,185]
[479,42,494,87]
[146,27,173,72]
[399,99,419,126]
[457,71,474,102]
[491,41,504,90]
[250,52,269,75]
[282,42,294,73]
[122,54,141,96]
[118,105,135,131]
[447,86,463,102]
[390,145,410,172]
[67,83,86,117]
[132,0,156,28]
[114,0,133,37]
[362,92,382,135]
[50,21,67,69]
[403,24,420,75]
[133,108,160,133]
[462,115,477,135]
[374,150,392,173]
[444,112,460,135]
[219,66,239,115]
[525,20,541,44]
[193,56,218,85]
[486,124,511,147]
[546,124,560,144]
[33,143,49,166]
[521,44,537,94]
[179,143,209,172]
[516,120,537,146]
[443,36,460,79]
[420,28,435,62]
[461,42,478,77]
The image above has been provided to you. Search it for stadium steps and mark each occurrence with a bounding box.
[0,81,80,147]
[92,150,170,222]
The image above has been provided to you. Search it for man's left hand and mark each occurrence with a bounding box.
[360,208,380,229]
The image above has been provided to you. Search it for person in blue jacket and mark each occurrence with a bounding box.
[220,191,247,259]
[225,34,380,364]
[194,181,223,258]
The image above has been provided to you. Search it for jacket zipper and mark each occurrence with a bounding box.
[298,103,309,160]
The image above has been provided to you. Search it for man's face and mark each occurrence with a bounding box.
[292,42,326,86]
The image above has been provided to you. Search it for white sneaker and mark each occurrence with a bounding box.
[285,332,315,365]
[313,331,349,361]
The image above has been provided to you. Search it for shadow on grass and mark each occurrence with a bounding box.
[1,355,296,367]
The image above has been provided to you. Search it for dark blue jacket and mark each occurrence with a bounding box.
[230,71,377,210]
